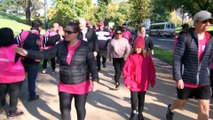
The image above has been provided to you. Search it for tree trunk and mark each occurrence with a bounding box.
[24,0,32,25]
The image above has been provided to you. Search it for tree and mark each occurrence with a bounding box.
[22,0,43,25]
[0,0,23,13]
[129,0,152,27]
[150,1,170,23]
[155,0,213,16]
[49,0,93,26]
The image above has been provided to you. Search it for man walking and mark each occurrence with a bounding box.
[166,10,213,120]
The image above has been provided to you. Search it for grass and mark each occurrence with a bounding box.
[154,47,173,65]
[0,12,45,35]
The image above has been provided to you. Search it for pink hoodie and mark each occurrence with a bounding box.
[123,54,156,91]
[0,44,25,83]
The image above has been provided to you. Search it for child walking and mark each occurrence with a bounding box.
[123,36,156,120]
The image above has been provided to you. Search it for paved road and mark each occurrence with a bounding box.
[1,57,213,120]
[151,36,175,51]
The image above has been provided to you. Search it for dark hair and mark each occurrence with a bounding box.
[138,24,145,30]
[67,22,81,33]
[31,19,43,32]
[115,27,123,33]
[132,48,147,56]
[0,27,16,47]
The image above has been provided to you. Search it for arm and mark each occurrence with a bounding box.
[107,40,113,61]
[124,40,131,60]
[93,31,99,53]
[123,56,133,88]
[87,47,99,82]
[16,44,58,60]
[147,36,154,55]
[173,34,186,81]
[44,34,61,47]
[147,55,156,87]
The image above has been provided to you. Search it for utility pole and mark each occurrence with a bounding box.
[44,0,48,30]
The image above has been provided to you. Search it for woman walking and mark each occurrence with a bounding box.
[0,28,25,119]
[16,22,99,120]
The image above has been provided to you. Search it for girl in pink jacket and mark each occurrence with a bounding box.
[0,28,25,119]
[123,36,156,120]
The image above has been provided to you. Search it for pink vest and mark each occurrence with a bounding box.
[0,44,26,83]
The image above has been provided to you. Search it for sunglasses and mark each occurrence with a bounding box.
[202,19,212,24]
[116,32,122,35]
[64,30,77,35]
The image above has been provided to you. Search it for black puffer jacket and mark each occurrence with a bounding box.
[27,40,99,84]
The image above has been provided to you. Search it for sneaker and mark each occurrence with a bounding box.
[138,113,144,120]
[166,104,174,120]
[28,95,39,102]
[52,70,56,74]
[115,82,120,90]
[129,110,137,120]
[7,111,24,119]
[42,69,46,74]
[103,64,106,68]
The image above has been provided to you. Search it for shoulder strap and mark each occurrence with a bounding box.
[185,33,192,46]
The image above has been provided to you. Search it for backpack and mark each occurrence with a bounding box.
[22,31,41,51]
[17,30,41,51]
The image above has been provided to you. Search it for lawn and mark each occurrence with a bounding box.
[153,47,173,65]
[0,12,30,35]
[0,12,45,35]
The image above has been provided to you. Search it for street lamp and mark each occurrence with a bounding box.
[44,0,48,30]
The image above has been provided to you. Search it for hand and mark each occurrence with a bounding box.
[92,81,98,92]
[176,79,184,89]
[36,39,42,46]
[151,50,154,55]
[93,51,98,57]
[16,47,28,56]
[151,81,155,88]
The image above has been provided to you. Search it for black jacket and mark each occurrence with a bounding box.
[173,30,213,85]
[78,27,99,52]
[27,40,99,84]
[144,34,154,51]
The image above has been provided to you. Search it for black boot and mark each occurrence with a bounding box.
[129,110,137,120]
[138,113,144,120]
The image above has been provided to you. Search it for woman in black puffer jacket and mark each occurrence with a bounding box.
[16,22,99,120]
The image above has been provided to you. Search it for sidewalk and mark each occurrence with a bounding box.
[1,57,213,120]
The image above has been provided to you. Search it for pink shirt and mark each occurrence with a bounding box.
[109,37,130,58]
[198,36,207,62]
[58,40,92,94]
[0,44,25,83]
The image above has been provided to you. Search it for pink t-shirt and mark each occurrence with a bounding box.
[58,40,92,94]
[198,36,207,62]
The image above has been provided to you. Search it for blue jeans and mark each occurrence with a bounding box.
[23,63,39,98]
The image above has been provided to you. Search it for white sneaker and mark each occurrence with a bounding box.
[42,69,46,74]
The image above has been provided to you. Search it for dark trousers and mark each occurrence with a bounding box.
[23,63,39,98]
[42,58,56,70]
[0,82,22,113]
[96,53,106,69]
[130,91,146,114]
[210,69,213,96]
[112,58,124,84]
[59,92,88,120]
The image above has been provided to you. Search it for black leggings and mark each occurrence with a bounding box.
[0,82,22,113]
[113,58,124,84]
[130,91,146,114]
[59,92,88,120]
